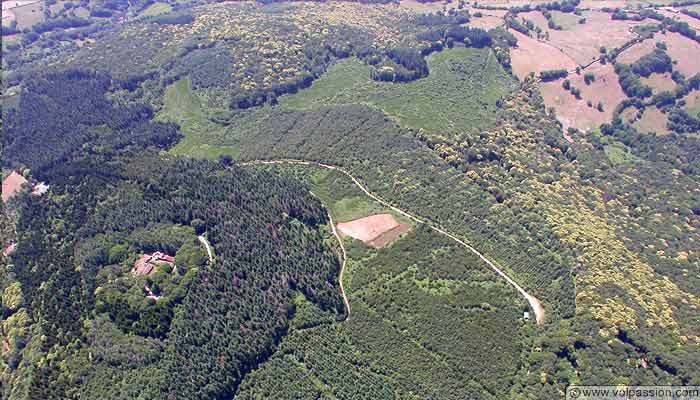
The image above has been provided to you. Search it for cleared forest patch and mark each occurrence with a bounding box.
[368,223,412,248]
[2,171,27,203]
[338,213,400,243]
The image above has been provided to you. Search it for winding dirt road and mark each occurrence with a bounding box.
[198,235,214,263]
[315,195,351,319]
[241,159,545,325]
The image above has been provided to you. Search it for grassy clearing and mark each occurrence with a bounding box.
[552,10,581,30]
[279,47,516,135]
[138,2,173,17]
[158,77,240,159]
[603,141,641,165]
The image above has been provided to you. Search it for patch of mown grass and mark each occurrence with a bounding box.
[158,77,240,159]
[279,47,516,135]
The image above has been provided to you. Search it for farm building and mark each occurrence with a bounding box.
[133,251,175,275]
[2,171,28,203]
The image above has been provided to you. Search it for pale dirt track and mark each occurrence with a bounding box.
[240,159,545,325]
[198,235,214,263]
[319,198,351,318]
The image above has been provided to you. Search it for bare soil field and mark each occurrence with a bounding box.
[546,11,648,65]
[2,171,27,203]
[337,213,401,243]
[368,223,412,248]
[539,63,627,131]
[640,72,676,94]
[509,30,578,79]
[633,106,670,135]
[468,14,505,30]
[617,32,700,77]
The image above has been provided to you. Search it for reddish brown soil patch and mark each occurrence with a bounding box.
[509,30,578,79]
[2,171,27,203]
[337,213,399,243]
[539,63,627,132]
[368,223,412,248]
[640,72,676,94]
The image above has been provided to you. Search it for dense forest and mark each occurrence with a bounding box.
[1,71,345,399]
[3,1,700,399]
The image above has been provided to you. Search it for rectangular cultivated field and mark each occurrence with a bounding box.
[337,214,400,243]
[616,32,700,77]
[539,63,627,132]
[509,29,578,79]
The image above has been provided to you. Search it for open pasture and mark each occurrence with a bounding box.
[539,63,627,132]
[617,32,700,77]
[509,30,578,79]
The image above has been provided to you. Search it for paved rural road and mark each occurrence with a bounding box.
[241,159,545,325]
[198,235,214,263]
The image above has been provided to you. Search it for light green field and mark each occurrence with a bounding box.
[279,47,516,135]
[551,10,582,30]
[158,77,240,159]
[138,2,173,18]
[603,141,641,165]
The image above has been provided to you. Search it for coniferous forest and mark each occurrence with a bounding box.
[2,1,700,399]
